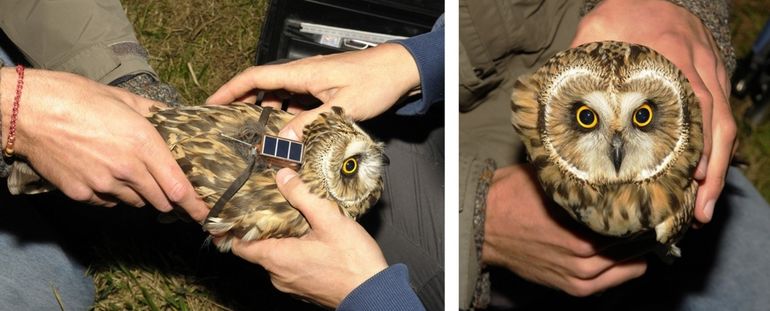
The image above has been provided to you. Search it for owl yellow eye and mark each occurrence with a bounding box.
[341,157,358,175]
[633,103,653,127]
[575,105,598,129]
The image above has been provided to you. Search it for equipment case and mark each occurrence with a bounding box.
[255,0,443,64]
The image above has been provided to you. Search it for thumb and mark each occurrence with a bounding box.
[275,168,339,229]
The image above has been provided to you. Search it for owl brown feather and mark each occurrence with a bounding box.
[512,41,703,256]
[7,103,386,252]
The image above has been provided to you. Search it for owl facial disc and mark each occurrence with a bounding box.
[512,41,704,256]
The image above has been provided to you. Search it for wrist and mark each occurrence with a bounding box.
[481,169,505,267]
[480,164,512,268]
[1,67,39,158]
[378,43,421,95]
[1,67,13,152]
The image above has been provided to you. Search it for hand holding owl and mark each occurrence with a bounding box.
[483,165,647,297]
[228,168,389,308]
[206,43,421,140]
[501,0,728,297]
[571,0,736,225]
[0,68,209,220]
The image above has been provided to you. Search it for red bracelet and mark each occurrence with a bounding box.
[3,65,24,158]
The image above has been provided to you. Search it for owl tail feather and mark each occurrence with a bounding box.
[7,162,56,195]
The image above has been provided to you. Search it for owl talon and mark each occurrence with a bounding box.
[667,244,681,257]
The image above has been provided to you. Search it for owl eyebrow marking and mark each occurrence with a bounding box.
[625,69,689,181]
[542,66,596,182]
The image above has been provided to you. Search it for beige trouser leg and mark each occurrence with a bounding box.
[0,0,155,83]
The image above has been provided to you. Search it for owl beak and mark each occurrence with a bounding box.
[611,133,624,174]
[381,154,391,166]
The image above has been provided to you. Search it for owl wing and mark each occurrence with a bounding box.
[149,103,309,251]
[149,103,293,205]
[512,68,553,167]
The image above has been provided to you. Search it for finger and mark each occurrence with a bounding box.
[563,255,619,280]
[286,104,306,114]
[681,66,713,181]
[260,93,283,110]
[65,178,118,207]
[694,107,735,223]
[92,192,119,207]
[322,86,384,120]
[110,186,146,208]
[235,92,259,105]
[714,53,730,98]
[230,237,279,265]
[691,51,735,223]
[279,109,325,141]
[275,168,340,229]
[563,259,647,297]
[206,64,311,105]
[129,171,175,212]
[140,133,209,221]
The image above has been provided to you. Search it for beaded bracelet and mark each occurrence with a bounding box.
[3,65,24,158]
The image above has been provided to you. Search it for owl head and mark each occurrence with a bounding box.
[513,41,702,186]
[299,107,388,218]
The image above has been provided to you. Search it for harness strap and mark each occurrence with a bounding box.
[205,106,273,222]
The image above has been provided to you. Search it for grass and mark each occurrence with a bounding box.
[50,0,770,309]
[82,1,309,310]
[731,0,770,202]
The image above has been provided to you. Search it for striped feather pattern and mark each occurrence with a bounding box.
[512,41,703,256]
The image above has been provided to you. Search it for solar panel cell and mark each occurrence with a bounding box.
[263,136,277,156]
[276,139,290,158]
[289,142,303,161]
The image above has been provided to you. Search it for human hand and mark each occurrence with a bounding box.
[228,168,388,308]
[482,165,648,297]
[206,43,420,140]
[0,68,208,221]
[571,0,736,224]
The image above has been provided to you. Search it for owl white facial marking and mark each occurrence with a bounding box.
[541,65,691,185]
[542,67,596,182]
[315,131,384,210]
[511,41,704,258]
[624,69,689,182]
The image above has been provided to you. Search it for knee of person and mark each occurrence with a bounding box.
[0,274,95,309]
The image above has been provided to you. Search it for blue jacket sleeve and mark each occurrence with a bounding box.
[393,15,444,116]
[337,264,425,311]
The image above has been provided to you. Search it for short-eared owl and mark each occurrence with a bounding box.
[511,41,703,257]
[8,103,387,251]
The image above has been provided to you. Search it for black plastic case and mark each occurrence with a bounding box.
[255,0,443,64]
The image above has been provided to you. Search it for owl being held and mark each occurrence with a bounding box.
[511,41,703,257]
[8,103,388,252]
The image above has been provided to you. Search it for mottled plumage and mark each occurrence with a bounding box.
[511,41,703,256]
[8,103,387,252]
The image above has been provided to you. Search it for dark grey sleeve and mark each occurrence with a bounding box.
[582,0,736,74]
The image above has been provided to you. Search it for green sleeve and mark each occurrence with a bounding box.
[459,156,496,310]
